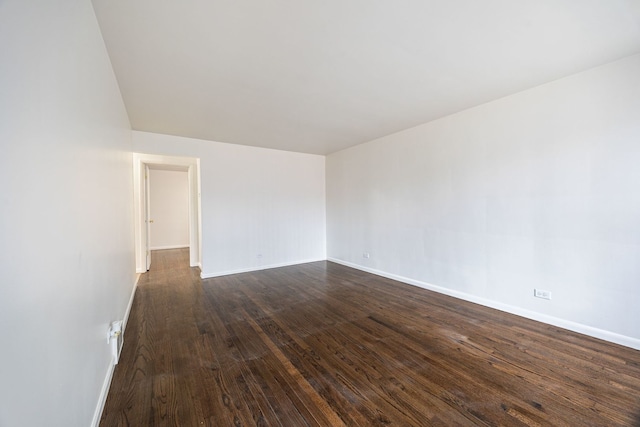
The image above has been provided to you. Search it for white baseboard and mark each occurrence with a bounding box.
[122,275,139,332]
[91,278,139,427]
[327,257,640,351]
[150,244,189,250]
[91,355,116,427]
[201,258,325,279]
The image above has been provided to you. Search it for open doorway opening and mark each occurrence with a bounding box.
[133,153,201,272]
[148,167,189,251]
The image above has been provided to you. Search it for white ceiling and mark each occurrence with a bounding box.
[92,0,640,155]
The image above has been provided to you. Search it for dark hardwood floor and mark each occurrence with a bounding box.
[100,249,640,426]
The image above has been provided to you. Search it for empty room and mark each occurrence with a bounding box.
[2,1,640,426]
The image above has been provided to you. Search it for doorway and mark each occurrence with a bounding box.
[148,167,189,251]
[133,153,201,272]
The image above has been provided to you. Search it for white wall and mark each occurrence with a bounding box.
[0,1,135,426]
[327,54,640,349]
[149,169,190,250]
[133,131,326,277]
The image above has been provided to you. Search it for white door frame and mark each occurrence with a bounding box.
[133,153,202,273]
[144,164,151,270]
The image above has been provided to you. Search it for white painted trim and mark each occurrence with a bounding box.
[201,258,326,279]
[327,257,640,351]
[91,279,139,427]
[91,356,116,427]
[150,244,190,250]
[122,279,139,333]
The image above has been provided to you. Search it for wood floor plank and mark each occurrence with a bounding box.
[100,249,640,426]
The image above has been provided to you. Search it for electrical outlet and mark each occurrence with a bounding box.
[363,252,370,259]
[534,289,552,300]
